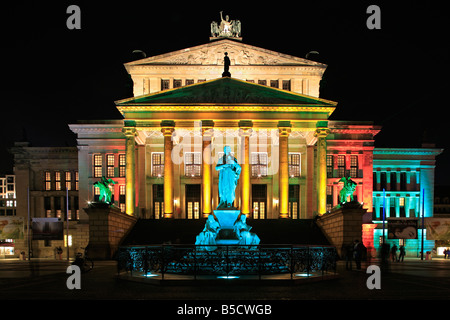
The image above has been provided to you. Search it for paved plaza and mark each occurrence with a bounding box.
[1,257,449,301]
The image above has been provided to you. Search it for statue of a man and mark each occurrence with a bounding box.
[219,11,232,35]
[215,146,241,209]
[222,52,231,77]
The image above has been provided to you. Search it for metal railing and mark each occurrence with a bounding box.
[117,244,338,280]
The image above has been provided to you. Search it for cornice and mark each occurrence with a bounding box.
[373,148,444,156]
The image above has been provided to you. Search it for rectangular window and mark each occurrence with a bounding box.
[55,172,61,191]
[390,198,396,217]
[391,172,397,191]
[94,185,100,202]
[186,184,201,219]
[93,154,102,177]
[350,155,358,178]
[153,184,164,219]
[288,153,301,177]
[185,79,194,86]
[326,185,333,212]
[380,172,387,190]
[258,79,267,86]
[173,79,182,88]
[252,184,267,219]
[152,153,164,177]
[45,171,52,191]
[251,152,268,177]
[270,80,279,88]
[337,155,345,177]
[65,172,72,191]
[119,154,126,177]
[327,155,333,178]
[185,152,201,177]
[289,185,300,219]
[400,172,407,191]
[119,185,126,213]
[399,197,406,217]
[106,154,115,177]
[161,79,170,90]
[75,171,79,191]
[282,80,291,91]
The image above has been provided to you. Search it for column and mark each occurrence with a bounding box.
[239,120,253,217]
[278,121,291,218]
[161,120,175,219]
[201,120,214,218]
[315,122,329,215]
[123,123,137,216]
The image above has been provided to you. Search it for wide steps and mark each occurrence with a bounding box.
[121,218,330,246]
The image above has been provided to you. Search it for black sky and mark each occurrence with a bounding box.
[0,1,448,184]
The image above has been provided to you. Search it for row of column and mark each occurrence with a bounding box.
[122,120,329,217]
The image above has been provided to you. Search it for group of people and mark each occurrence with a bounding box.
[343,240,410,270]
[444,248,450,259]
[389,244,406,262]
[342,240,368,270]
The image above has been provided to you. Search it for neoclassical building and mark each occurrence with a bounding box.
[8,26,443,258]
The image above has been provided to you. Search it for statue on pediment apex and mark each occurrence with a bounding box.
[210,11,241,40]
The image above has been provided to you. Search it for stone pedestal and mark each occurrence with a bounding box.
[316,201,367,258]
[213,209,240,245]
[85,203,137,259]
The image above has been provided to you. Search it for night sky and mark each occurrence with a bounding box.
[0,1,448,185]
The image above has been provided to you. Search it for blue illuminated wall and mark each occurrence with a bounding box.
[373,228,435,258]
[371,148,443,257]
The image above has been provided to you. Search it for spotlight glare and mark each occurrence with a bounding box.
[217,275,239,279]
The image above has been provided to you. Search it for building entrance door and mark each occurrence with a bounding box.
[186,184,201,219]
[153,184,164,219]
[289,184,300,219]
[252,184,267,219]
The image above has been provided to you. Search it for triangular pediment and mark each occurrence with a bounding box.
[125,39,326,67]
[116,77,336,108]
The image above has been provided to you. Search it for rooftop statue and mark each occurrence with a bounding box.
[222,52,231,77]
[93,176,116,204]
[210,11,241,39]
[215,146,241,209]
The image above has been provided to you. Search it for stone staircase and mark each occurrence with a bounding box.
[120,218,330,246]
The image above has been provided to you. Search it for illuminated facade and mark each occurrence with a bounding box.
[8,37,443,258]
[69,39,382,222]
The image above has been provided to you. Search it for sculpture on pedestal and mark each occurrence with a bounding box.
[93,176,116,204]
[195,215,221,251]
[215,146,241,209]
[195,146,260,249]
[338,176,357,203]
[233,214,260,248]
[210,11,241,39]
[222,52,231,77]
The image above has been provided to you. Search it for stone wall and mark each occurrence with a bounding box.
[86,204,137,259]
[316,202,367,257]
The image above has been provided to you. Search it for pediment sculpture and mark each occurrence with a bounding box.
[211,11,241,39]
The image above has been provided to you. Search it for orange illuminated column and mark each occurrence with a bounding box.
[201,120,214,218]
[123,123,137,216]
[278,121,291,218]
[315,124,329,215]
[161,120,175,219]
[239,120,253,217]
